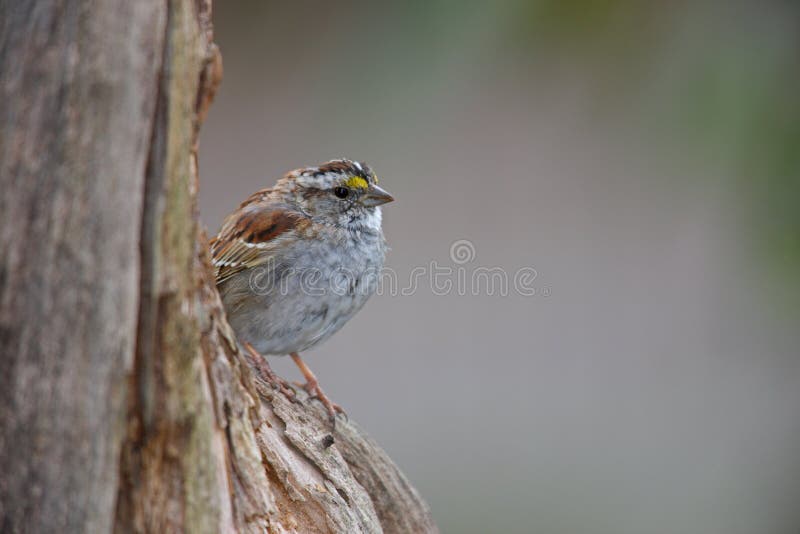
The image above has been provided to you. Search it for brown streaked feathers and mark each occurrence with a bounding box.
[210,201,309,283]
[310,159,372,179]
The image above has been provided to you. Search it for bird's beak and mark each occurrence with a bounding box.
[360,184,395,207]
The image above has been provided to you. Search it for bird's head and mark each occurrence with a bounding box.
[277,159,394,230]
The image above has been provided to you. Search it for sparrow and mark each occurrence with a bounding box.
[210,159,394,419]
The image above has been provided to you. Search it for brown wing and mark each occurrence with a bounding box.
[210,202,308,284]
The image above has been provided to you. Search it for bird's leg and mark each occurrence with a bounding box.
[290,352,345,421]
[244,342,299,403]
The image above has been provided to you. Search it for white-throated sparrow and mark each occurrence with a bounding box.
[210,159,394,419]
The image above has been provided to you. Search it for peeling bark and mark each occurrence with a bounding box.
[1,1,436,533]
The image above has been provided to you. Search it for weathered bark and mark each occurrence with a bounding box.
[0,2,437,533]
[0,1,165,531]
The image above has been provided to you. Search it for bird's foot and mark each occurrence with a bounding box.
[244,343,300,404]
[289,352,346,425]
[294,378,346,423]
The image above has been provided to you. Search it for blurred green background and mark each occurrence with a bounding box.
[199,1,800,532]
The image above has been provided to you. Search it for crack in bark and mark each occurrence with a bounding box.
[2,1,438,532]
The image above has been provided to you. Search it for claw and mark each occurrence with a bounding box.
[244,343,300,404]
[297,379,346,420]
[290,352,347,424]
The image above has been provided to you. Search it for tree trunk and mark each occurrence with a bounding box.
[0,2,438,533]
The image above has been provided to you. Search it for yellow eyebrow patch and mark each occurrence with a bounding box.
[344,176,369,190]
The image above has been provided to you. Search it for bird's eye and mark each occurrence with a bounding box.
[333,186,349,199]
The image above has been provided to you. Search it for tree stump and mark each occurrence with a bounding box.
[0,1,437,532]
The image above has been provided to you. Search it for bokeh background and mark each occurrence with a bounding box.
[199,2,800,533]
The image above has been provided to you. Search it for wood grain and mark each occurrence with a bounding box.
[0,1,437,532]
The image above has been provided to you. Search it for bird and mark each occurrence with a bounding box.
[210,159,394,420]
